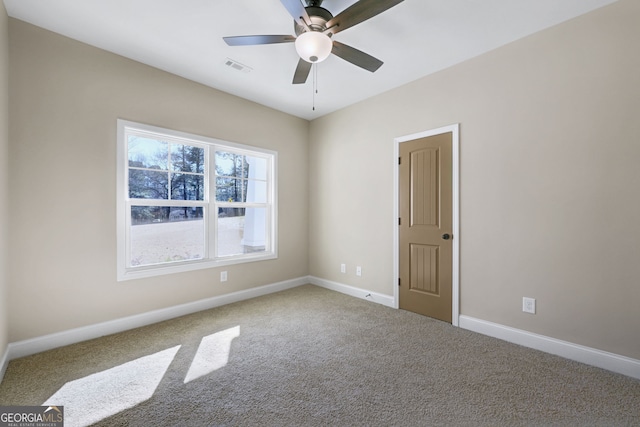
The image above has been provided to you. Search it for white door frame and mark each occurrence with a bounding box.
[393,124,460,326]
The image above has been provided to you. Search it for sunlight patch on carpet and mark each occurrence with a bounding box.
[184,326,240,384]
[43,345,181,427]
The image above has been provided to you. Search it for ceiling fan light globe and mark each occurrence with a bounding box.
[295,31,332,63]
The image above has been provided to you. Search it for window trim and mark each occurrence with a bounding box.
[117,119,278,281]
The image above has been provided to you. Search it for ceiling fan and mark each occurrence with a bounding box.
[223,0,404,84]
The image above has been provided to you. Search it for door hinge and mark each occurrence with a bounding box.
[398,217,401,226]
[398,156,401,165]
[398,278,401,287]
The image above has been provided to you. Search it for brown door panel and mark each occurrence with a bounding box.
[399,133,452,322]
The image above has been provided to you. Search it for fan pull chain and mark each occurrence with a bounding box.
[312,63,317,111]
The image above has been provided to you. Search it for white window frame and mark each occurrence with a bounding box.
[117,119,277,281]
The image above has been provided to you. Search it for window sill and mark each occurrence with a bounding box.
[117,252,278,282]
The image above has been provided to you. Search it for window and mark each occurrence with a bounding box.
[117,120,277,281]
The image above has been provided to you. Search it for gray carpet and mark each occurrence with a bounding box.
[1,284,639,426]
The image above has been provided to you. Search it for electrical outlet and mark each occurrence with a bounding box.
[340,263,346,274]
[221,271,228,282]
[356,266,362,276]
[523,297,536,314]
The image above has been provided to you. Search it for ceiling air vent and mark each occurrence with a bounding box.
[224,58,252,73]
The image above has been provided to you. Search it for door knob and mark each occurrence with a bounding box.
[442,234,451,240]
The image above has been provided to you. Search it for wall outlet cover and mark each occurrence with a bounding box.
[523,297,536,314]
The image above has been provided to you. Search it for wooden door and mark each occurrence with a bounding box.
[399,132,453,322]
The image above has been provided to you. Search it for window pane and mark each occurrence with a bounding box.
[215,151,248,178]
[217,207,266,257]
[239,156,249,179]
[128,136,168,170]
[130,206,204,267]
[129,169,169,199]
[171,173,205,201]
[216,177,247,202]
[246,156,267,180]
[171,144,205,173]
[246,180,267,203]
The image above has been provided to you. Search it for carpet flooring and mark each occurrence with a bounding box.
[1,284,639,426]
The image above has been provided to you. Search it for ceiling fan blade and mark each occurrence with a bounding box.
[292,58,312,84]
[223,35,296,46]
[331,41,383,72]
[280,0,311,28]
[326,0,404,35]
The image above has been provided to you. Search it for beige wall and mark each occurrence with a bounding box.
[8,20,309,342]
[0,3,9,358]
[310,0,640,360]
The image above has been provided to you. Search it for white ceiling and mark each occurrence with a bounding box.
[3,0,618,120]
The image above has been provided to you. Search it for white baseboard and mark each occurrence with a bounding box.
[0,346,8,383]
[7,276,308,361]
[308,276,395,308]
[459,315,640,380]
[8,279,635,384]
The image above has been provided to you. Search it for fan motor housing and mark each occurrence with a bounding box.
[294,6,334,36]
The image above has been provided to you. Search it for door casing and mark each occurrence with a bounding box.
[393,124,460,326]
